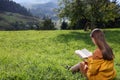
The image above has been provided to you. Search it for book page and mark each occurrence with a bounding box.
[75,49,92,58]
[81,49,92,57]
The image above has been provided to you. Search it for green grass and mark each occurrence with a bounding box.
[0,29,120,80]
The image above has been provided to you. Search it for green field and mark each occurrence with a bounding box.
[0,29,120,80]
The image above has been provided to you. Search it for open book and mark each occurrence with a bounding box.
[75,48,92,58]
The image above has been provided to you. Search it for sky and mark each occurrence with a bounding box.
[13,0,120,4]
[12,0,53,4]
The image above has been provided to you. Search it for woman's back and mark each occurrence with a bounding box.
[87,49,116,80]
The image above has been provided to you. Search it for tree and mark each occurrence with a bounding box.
[58,0,120,30]
[42,17,55,30]
[58,0,85,25]
[84,0,120,29]
[61,20,68,30]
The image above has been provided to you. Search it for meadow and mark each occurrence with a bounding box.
[0,29,120,80]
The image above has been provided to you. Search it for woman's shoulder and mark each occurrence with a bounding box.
[93,48,103,59]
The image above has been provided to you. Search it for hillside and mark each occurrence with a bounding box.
[0,12,42,30]
[0,0,44,30]
[0,29,120,80]
[0,0,31,16]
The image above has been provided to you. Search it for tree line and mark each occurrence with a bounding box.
[0,0,120,30]
[0,14,56,30]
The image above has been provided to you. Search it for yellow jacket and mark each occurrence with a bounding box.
[87,49,116,80]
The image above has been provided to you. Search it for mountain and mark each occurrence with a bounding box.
[20,1,59,20]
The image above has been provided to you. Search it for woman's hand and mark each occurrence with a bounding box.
[84,64,88,70]
[83,60,88,70]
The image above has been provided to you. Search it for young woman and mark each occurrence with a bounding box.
[70,28,116,80]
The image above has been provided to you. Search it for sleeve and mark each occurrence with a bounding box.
[87,58,101,75]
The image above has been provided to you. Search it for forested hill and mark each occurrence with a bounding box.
[0,0,31,16]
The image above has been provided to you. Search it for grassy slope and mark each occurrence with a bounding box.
[0,29,120,80]
[0,12,41,28]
